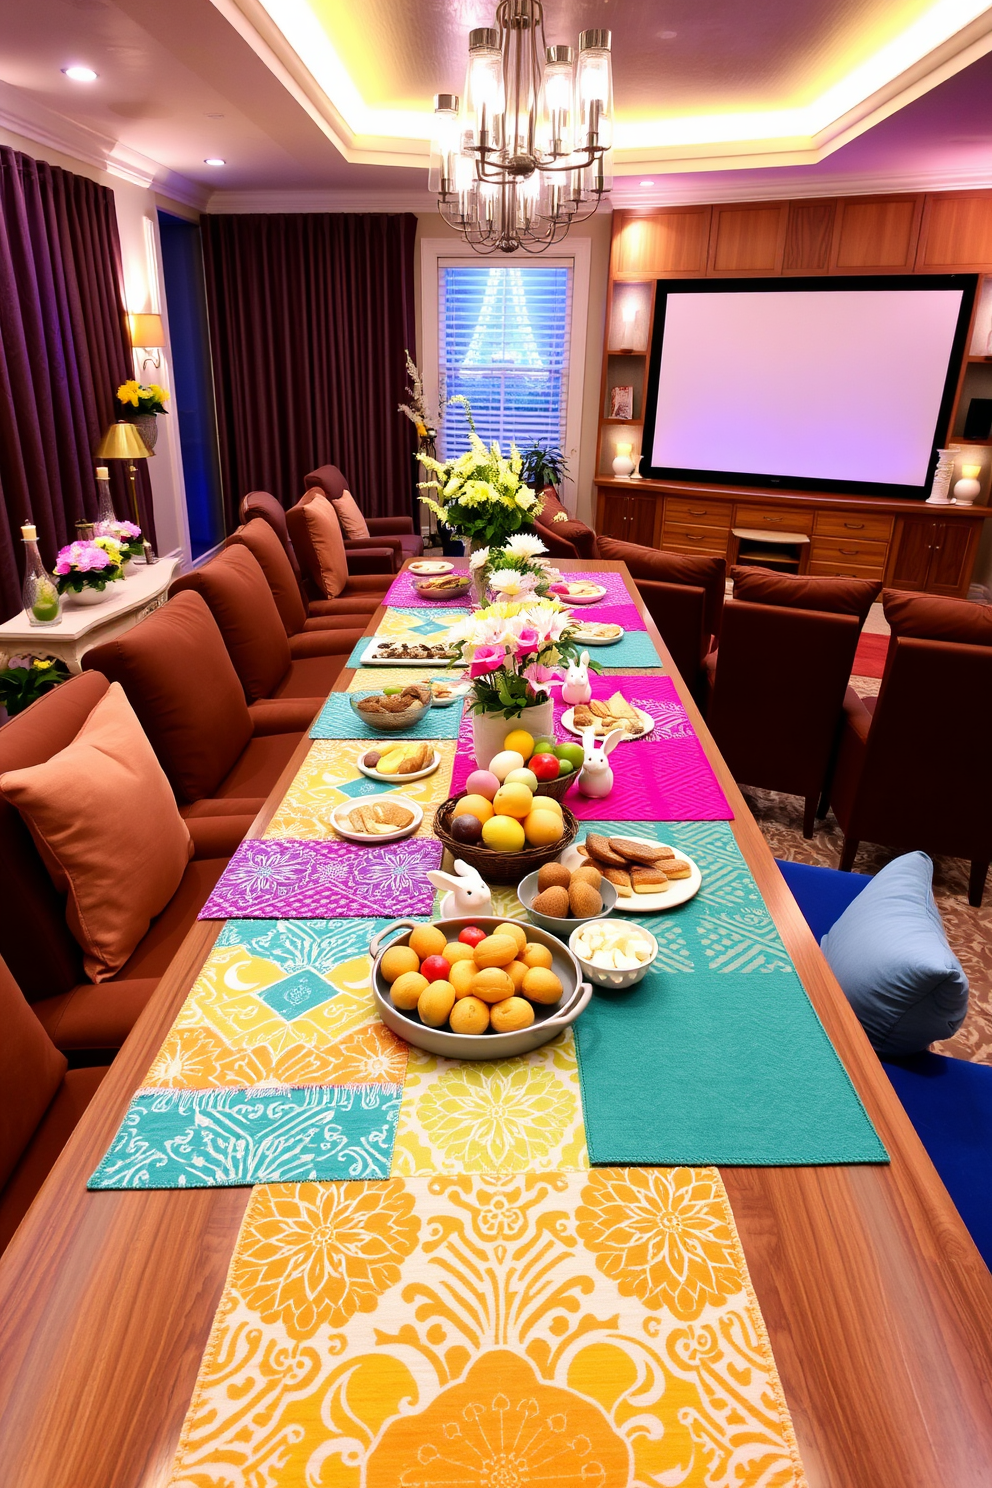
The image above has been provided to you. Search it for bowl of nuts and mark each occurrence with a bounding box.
[348,683,432,732]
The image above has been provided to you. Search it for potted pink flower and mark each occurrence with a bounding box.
[55,536,126,605]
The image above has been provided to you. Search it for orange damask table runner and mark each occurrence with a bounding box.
[168,1170,807,1487]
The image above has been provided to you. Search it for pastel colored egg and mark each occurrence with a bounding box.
[488,750,525,782]
[465,769,501,801]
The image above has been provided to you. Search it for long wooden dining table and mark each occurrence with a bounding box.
[1,555,992,1488]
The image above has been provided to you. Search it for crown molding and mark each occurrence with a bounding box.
[612,161,992,209]
[0,86,209,209]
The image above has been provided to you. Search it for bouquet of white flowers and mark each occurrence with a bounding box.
[418,397,543,549]
[446,597,580,720]
[468,532,561,605]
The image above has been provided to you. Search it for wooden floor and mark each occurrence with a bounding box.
[1,558,991,1488]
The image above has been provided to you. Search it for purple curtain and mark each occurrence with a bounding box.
[201,213,418,528]
[0,147,155,620]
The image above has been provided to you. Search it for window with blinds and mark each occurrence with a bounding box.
[438,262,572,459]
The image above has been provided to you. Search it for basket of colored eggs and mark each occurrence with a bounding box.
[498,727,585,802]
[370,915,593,1059]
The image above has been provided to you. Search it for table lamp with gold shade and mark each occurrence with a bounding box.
[94,421,157,563]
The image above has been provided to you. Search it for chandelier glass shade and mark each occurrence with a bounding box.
[431,0,613,255]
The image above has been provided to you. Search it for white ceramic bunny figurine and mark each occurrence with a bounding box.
[577,725,625,799]
[561,650,592,706]
[426,859,494,920]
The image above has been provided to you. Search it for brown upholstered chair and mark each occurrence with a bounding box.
[0,954,106,1254]
[706,601,861,837]
[287,488,395,604]
[305,463,424,561]
[829,591,992,904]
[228,518,367,637]
[596,536,726,690]
[240,490,388,617]
[533,486,599,560]
[0,670,241,1053]
[171,545,354,707]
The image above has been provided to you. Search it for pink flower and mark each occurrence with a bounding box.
[516,625,540,656]
[522,661,561,695]
[469,645,505,678]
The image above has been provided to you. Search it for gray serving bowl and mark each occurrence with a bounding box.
[370,915,591,1060]
[517,869,618,940]
[348,688,432,733]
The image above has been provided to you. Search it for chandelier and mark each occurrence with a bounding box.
[430,0,613,255]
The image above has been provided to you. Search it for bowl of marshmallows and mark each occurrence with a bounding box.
[568,920,658,989]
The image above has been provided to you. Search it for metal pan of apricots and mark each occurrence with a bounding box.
[369,916,593,1060]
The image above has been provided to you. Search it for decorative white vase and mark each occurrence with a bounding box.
[612,450,635,479]
[470,696,555,770]
[64,586,113,607]
[927,448,956,504]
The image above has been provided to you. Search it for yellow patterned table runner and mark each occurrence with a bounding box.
[169,1170,807,1487]
[264,739,455,840]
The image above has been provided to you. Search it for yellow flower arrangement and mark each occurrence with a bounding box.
[115,380,169,415]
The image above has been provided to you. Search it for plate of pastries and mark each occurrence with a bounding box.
[356,742,439,783]
[562,691,653,740]
[560,834,701,910]
[569,621,623,645]
[360,638,458,665]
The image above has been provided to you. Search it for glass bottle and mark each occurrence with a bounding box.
[21,524,61,627]
[94,464,116,533]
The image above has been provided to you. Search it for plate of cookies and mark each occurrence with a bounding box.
[562,694,653,740]
[560,833,701,911]
[331,795,423,843]
[356,742,440,783]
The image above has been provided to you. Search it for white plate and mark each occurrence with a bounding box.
[558,582,607,604]
[359,637,458,666]
[560,839,702,912]
[409,560,453,575]
[356,746,440,783]
[330,793,423,843]
[561,704,654,741]
[571,623,623,646]
[430,679,471,707]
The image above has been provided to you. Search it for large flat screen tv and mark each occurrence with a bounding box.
[641,274,976,499]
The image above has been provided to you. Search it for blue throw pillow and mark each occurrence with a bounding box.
[820,851,968,1057]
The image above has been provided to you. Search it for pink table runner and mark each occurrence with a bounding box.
[573,603,646,632]
[451,675,732,820]
[199,838,442,919]
[384,568,471,607]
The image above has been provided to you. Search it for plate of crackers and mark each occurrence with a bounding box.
[569,621,623,646]
[331,794,423,843]
[554,580,608,605]
[356,742,440,783]
[560,833,701,911]
[409,560,453,575]
[562,693,653,740]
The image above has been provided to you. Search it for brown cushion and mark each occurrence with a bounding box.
[882,589,992,646]
[0,671,108,1004]
[0,684,194,982]
[730,566,880,621]
[597,536,726,639]
[332,489,370,540]
[230,518,308,637]
[272,654,345,699]
[290,627,364,655]
[303,492,349,598]
[84,591,254,803]
[0,957,67,1189]
[240,491,302,580]
[213,730,303,801]
[0,1064,106,1254]
[172,545,292,702]
[305,464,349,502]
[32,979,160,1052]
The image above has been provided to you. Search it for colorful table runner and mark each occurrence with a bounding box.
[165,1171,808,1487]
[553,570,633,605]
[309,691,465,740]
[574,602,646,631]
[578,629,662,667]
[199,838,442,919]
[264,738,455,838]
[347,665,449,692]
[568,821,888,1167]
[384,566,470,606]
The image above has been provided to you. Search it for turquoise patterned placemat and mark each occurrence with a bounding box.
[87,1084,403,1189]
[570,820,888,1166]
[586,630,663,668]
[310,690,465,740]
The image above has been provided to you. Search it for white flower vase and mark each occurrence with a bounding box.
[64,586,111,607]
[471,697,555,770]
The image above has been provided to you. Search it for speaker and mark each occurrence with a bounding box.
[963,398,992,441]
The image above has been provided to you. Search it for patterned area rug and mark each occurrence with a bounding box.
[745,770,992,1067]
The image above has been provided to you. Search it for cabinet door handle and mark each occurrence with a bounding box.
[840,547,859,555]
[843,522,865,530]
[687,533,703,541]
[688,508,707,516]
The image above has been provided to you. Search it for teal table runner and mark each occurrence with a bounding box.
[571,821,889,1166]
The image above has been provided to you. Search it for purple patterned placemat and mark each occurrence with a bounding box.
[384,568,471,607]
[199,838,442,919]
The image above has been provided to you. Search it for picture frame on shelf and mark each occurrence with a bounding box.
[609,385,634,420]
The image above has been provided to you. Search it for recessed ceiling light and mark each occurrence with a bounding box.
[62,65,98,82]
[204,158,226,166]
[640,180,654,187]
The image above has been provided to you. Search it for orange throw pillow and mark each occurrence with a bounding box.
[331,489,371,540]
[0,683,193,982]
[302,491,349,598]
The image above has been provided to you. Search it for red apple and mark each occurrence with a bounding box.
[420,954,451,983]
[530,753,561,782]
[459,925,486,948]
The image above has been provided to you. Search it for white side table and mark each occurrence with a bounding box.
[0,556,181,673]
